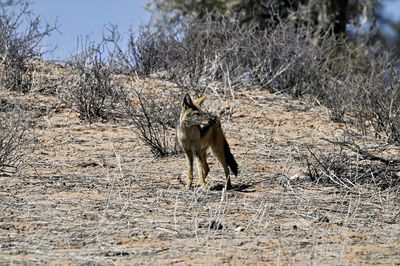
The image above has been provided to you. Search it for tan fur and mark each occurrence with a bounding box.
[177,93,238,190]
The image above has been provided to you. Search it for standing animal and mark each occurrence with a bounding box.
[177,93,238,190]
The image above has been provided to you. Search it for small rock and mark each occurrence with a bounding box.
[234,226,244,232]
[209,220,223,230]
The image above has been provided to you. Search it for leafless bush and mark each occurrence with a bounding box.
[63,44,124,123]
[163,21,209,92]
[269,27,330,96]
[105,14,252,93]
[162,14,245,92]
[125,25,168,76]
[171,13,341,96]
[306,138,400,192]
[165,13,340,97]
[105,13,337,94]
[105,11,398,143]
[0,101,30,175]
[249,19,400,142]
[125,89,181,157]
[0,0,56,92]
[341,54,400,143]
[104,24,172,76]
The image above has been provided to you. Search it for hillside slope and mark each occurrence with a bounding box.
[0,74,399,265]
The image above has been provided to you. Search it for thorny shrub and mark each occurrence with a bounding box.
[343,54,400,144]
[125,89,181,157]
[0,100,31,175]
[305,137,400,192]
[106,13,341,94]
[104,11,400,143]
[63,45,124,123]
[105,24,170,76]
[0,0,56,92]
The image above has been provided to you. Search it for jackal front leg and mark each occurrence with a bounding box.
[184,151,194,189]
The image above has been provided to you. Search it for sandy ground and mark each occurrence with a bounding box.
[0,77,399,265]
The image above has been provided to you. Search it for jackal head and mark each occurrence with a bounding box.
[181,93,205,110]
[179,93,209,127]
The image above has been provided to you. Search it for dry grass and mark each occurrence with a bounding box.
[0,67,399,265]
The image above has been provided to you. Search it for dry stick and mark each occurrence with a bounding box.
[263,51,305,87]
[85,143,122,241]
[112,142,134,201]
[206,187,228,238]
[307,147,355,191]
[321,138,397,165]
[245,200,265,232]
[173,190,180,230]
[112,143,124,179]
[220,62,235,100]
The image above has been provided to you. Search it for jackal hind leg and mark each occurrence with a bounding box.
[213,147,232,190]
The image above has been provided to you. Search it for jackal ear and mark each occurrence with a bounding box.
[182,93,194,109]
[193,95,206,107]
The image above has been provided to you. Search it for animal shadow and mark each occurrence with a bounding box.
[210,183,253,192]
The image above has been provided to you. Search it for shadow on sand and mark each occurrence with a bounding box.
[210,183,254,192]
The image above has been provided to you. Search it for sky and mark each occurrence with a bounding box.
[382,0,400,22]
[31,0,150,61]
[27,0,400,61]
[380,0,400,38]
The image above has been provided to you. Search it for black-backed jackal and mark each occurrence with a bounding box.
[177,93,238,190]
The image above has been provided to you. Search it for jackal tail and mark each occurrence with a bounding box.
[224,138,238,176]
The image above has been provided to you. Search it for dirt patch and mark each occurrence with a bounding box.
[0,81,399,265]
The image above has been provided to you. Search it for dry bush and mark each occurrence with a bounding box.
[110,12,333,94]
[62,44,124,123]
[0,100,31,175]
[104,13,250,93]
[131,13,340,96]
[104,24,171,76]
[342,54,400,143]
[243,21,338,97]
[125,89,181,157]
[105,11,399,143]
[161,13,340,97]
[306,137,400,192]
[0,0,56,92]
[161,14,244,93]
[124,25,167,76]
